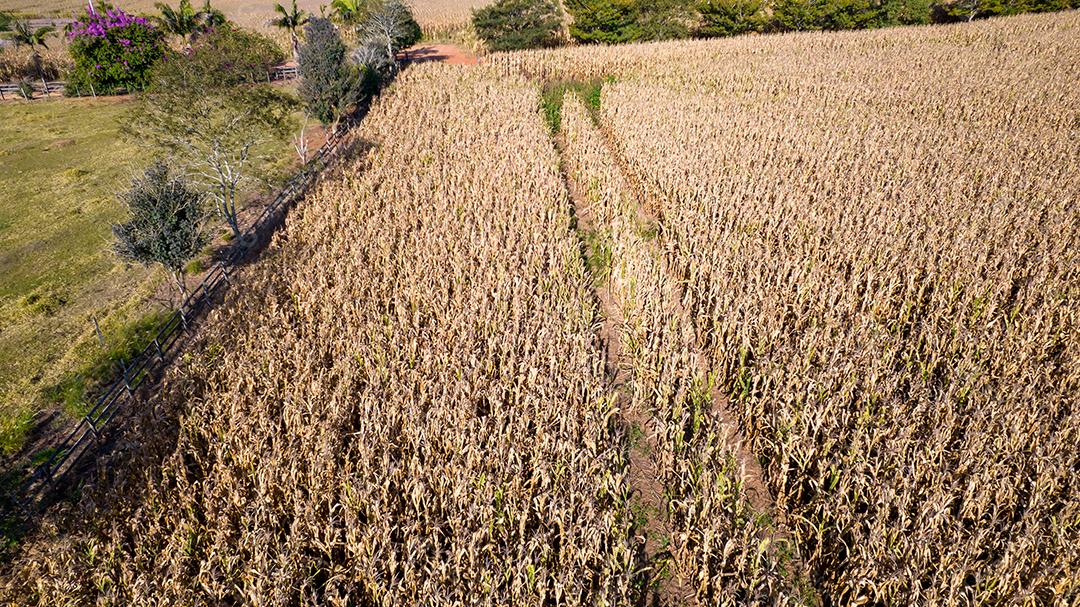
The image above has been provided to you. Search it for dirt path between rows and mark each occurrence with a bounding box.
[555,136,690,605]
[592,117,820,602]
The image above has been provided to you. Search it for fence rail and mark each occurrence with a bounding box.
[28,123,347,494]
[0,65,299,101]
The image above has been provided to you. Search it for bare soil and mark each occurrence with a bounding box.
[402,44,479,66]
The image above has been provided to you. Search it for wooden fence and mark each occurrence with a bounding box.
[27,122,348,495]
[0,65,299,101]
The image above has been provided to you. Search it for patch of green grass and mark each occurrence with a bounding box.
[46,311,172,418]
[18,284,67,316]
[185,257,206,275]
[0,410,33,456]
[540,78,609,135]
[628,421,649,455]
[0,98,157,454]
[583,228,613,284]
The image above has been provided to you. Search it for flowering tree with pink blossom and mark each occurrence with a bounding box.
[66,5,165,95]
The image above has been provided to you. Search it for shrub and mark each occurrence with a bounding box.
[178,23,286,85]
[566,0,640,43]
[298,17,372,125]
[634,0,693,39]
[473,0,564,51]
[66,6,165,95]
[696,0,765,35]
[112,162,209,298]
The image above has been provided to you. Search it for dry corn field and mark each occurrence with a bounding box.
[411,0,495,33]
[3,9,1079,607]
[502,9,1080,606]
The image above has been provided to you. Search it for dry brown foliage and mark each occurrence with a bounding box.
[2,65,638,604]
[497,10,1080,606]
[560,92,810,604]
[411,0,496,33]
[3,11,1077,607]
[0,44,70,82]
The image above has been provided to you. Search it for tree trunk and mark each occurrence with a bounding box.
[172,269,188,303]
[32,50,43,82]
[291,31,301,63]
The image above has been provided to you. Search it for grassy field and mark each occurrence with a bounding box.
[0,94,302,456]
[0,98,164,454]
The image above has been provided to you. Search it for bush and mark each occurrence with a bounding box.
[696,0,765,36]
[176,23,286,85]
[299,17,372,125]
[113,162,209,297]
[473,0,564,51]
[566,0,641,43]
[634,0,693,39]
[66,7,165,95]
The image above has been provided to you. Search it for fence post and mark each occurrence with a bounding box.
[154,337,165,361]
[179,307,189,330]
[83,416,99,439]
[121,359,134,395]
[221,262,231,284]
[89,82,96,98]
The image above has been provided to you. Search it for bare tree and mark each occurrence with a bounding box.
[127,34,296,239]
[355,0,421,75]
[294,116,310,164]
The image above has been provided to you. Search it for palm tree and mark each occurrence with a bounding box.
[331,0,367,23]
[155,0,200,43]
[272,0,309,62]
[11,21,55,82]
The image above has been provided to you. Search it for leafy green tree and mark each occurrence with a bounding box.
[299,17,371,126]
[331,0,370,23]
[696,0,763,36]
[878,0,931,25]
[769,0,827,30]
[566,0,639,43]
[272,0,310,61]
[820,0,878,28]
[10,21,55,81]
[473,0,563,51]
[634,0,693,40]
[127,29,297,238]
[113,162,209,298]
[180,23,286,82]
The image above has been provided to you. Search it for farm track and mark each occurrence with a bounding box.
[591,118,777,513]
[553,90,820,602]
[593,115,820,598]
[553,133,688,605]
